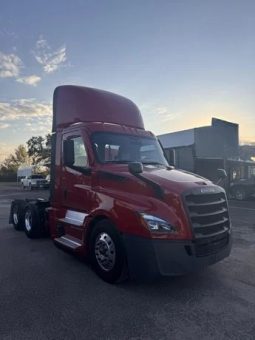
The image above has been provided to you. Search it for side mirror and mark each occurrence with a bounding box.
[217,168,227,180]
[128,162,143,174]
[63,139,74,166]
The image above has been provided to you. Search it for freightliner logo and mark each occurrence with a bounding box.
[199,187,218,194]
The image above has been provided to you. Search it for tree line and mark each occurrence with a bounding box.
[0,134,51,181]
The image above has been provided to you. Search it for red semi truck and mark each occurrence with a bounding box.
[10,86,232,283]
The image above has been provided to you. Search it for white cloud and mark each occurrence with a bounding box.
[155,107,175,122]
[141,103,176,122]
[0,51,22,78]
[34,36,67,73]
[0,123,10,129]
[16,75,41,86]
[0,142,16,162]
[0,99,52,121]
[0,99,52,137]
[26,124,50,133]
[0,28,17,39]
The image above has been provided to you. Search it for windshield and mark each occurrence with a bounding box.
[92,132,168,166]
[31,175,44,179]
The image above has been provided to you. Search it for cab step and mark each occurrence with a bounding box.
[54,235,83,250]
[58,217,83,227]
[58,210,88,227]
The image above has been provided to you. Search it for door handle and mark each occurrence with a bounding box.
[64,189,68,199]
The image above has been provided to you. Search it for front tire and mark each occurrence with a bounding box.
[90,220,127,283]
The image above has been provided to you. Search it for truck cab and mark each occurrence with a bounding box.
[10,85,232,283]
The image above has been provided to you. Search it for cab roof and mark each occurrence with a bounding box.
[53,85,144,132]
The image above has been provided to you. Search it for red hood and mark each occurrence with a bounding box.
[95,165,214,240]
[97,164,213,199]
[141,166,212,195]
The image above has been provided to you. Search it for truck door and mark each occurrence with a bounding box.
[61,131,92,239]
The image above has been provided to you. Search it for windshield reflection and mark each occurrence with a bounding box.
[92,132,168,166]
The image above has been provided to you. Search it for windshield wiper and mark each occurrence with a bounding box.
[105,160,131,164]
[142,161,166,166]
[142,162,173,169]
[105,160,171,168]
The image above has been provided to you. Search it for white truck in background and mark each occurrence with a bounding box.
[18,165,49,190]
[21,174,49,190]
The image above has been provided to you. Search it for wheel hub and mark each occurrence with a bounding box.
[95,232,116,272]
[13,212,18,225]
[25,211,32,232]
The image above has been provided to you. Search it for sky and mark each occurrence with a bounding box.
[0,0,255,161]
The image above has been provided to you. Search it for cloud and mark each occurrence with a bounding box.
[0,28,17,39]
[0,51,22,78]
[16,75,41,86]
[0,123,10,129]
[139,103,176,122]
[0,99,51,122]
[0,142,17,162]
[0,99,52,137]
[0,51,41,86]
[155,107,176,122]
[34,36,67,73]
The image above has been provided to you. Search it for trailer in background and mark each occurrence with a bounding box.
[17,165,33,182]
[17,165,48,182]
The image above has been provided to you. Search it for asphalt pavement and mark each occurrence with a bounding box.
[0,183,255,340]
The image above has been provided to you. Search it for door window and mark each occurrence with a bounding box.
[73,137,88,167]
[64,136,88,168]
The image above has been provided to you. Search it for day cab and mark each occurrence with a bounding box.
[10,85,232,283]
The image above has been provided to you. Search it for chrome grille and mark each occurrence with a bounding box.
[184,187,230,256]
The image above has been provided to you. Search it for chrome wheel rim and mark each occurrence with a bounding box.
[13,211,18,225]
[95,232,116,272]
[25,211,32,232]
[235,190,244,200]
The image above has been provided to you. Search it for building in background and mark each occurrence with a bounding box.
[158,118,255,199]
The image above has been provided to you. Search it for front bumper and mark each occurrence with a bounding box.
[123,232,232,280]
[31,183,49,189]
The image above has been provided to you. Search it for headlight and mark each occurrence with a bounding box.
[140,213,176,233]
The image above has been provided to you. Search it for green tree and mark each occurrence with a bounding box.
[27,134,51,165]
[0,145,29,173]
[0,145,30,181]
[43,133,52,164]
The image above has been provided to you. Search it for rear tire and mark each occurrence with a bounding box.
[90,220,127,283]
[11,200,27,231]
[24,204,45,238]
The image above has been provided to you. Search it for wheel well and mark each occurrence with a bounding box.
[87,216,128,283]
[86,215,109,245]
